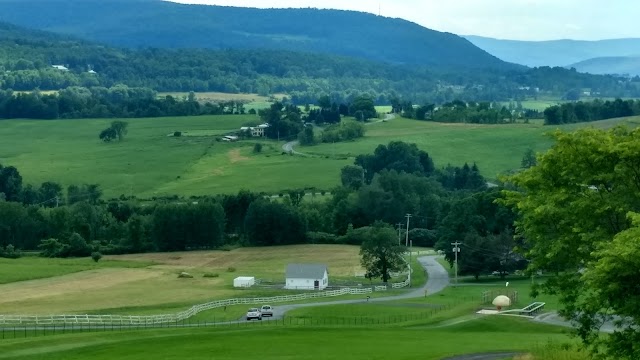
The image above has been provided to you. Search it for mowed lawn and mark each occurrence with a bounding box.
[0,245,365,315]
[2,115,638,198]
[0,316,576,360]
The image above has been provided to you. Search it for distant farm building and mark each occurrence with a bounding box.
[51,65,69,71]
[285,264,328,290]
[240,123,269,137]
[222,135,239,142]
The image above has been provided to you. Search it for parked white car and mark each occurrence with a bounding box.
[246,308,262,321]
[260,305,274,317]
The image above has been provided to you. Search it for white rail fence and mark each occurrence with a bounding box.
[0,253,418,326]
[1,279,411,326]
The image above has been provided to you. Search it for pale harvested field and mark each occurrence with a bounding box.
[157,92,286,103]
[0,245,362,315]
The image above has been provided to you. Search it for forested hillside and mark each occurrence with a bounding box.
[570,56,640,77]
[465,35,640,68]
[0,0,513,70]
[2,20,640,105]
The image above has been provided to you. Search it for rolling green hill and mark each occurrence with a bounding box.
[2,114,638,198]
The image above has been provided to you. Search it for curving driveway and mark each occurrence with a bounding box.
[255,255,449,320]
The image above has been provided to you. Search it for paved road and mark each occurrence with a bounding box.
[253,255,449,321]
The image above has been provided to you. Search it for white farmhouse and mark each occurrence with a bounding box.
[51,65,69,71]
[285,264,328,290]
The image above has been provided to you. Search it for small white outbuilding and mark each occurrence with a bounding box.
[285,264,328,290]
[233,276,255,288]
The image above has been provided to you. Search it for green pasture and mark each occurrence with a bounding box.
[0,245,413,316]
[2,114,638,198]
[0,316,578,360]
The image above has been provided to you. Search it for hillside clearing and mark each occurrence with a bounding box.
[1,115,638,197]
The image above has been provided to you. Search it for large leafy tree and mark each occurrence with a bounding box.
[360,222,407,284]
[355,141,435,183]
[503,126,640,359]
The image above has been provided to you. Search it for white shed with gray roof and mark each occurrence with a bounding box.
[285,263,328,290]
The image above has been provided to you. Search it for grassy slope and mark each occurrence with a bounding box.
[0,245,372,315]
[0,316,575,360]
[2,115,638,198]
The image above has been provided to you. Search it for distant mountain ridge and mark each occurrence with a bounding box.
[0,0,517,71]
[570,56,640,77]
[465,35,640,68]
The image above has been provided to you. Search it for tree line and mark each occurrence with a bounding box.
[0,141,520,282]
[395,98,542,124]
[543,98,640,125]
[0,86,255,120]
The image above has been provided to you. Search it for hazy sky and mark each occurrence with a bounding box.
[167,0,638,41]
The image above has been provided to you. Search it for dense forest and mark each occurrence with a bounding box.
[0,142,524,279]
[543,98,640,125]
[0,0,514,70]
[1,21,640,106]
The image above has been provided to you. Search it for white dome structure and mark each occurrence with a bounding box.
[492,295,511,310]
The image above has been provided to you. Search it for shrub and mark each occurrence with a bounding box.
[91,251,103,263]
[174,131,182,137]
[203,273,220,278]
[253,143,263,153]
[226,267,236,273]
[0,244,21,259]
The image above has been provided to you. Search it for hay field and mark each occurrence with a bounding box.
[0,245,363,315]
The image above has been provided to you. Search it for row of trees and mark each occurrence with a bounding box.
[0,86,252,120]
[397,99,523,124]
[543,98,640,125]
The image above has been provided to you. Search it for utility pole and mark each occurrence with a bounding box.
[408,239,413,287]
[396,223,403,245]
[405,214,412,247]
[451,241,462,286]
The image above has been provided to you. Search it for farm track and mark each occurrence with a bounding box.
[281,113,396,156]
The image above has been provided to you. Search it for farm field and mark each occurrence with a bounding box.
[0,314,579,360]
[2,115,638,198]
[156,91,286,111]
[0,245,372,315]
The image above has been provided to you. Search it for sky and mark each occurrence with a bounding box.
[167,0,639,41]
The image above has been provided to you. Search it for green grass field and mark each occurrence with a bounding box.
[0,315,579,360]
[2,114,637,198]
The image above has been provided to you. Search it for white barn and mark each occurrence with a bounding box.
[285,264,328,290]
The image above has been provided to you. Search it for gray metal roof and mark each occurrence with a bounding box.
[285,264,328,279]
